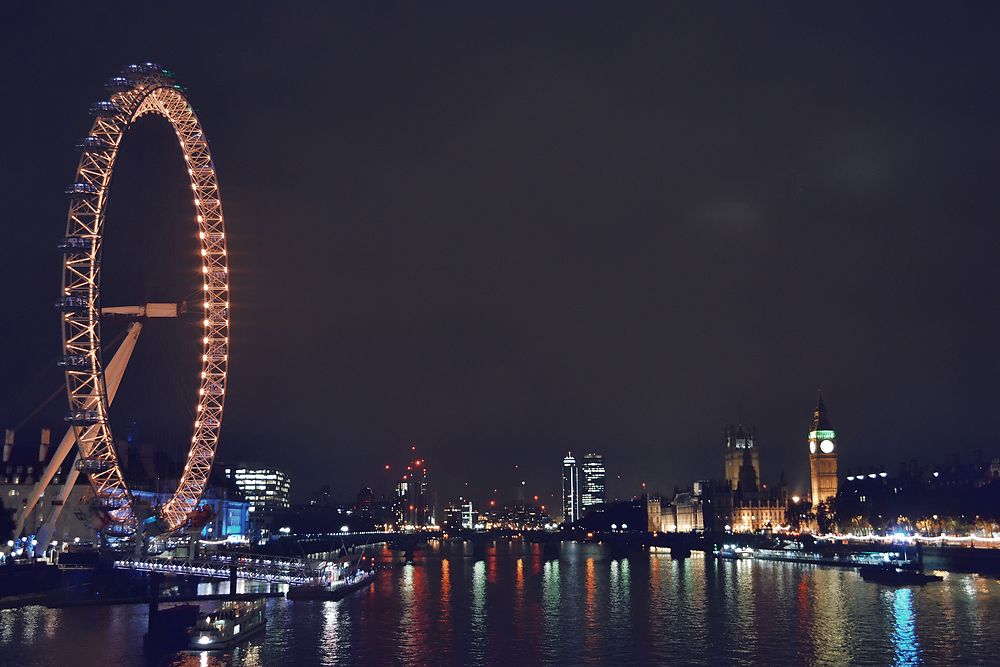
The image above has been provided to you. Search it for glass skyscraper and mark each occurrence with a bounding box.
[562,452,581,523]
[581,453,606,511]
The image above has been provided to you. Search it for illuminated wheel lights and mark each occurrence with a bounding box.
[60,64,230,533]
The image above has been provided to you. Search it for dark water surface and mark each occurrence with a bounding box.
[1,540,998,666]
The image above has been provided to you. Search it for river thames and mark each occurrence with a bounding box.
[1,540,998,665]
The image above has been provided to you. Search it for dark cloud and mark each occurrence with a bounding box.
[2,2,1000,505]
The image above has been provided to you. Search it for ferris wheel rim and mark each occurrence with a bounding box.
[59,64,230,534]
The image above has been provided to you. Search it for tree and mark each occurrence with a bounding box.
[816,500,836,534]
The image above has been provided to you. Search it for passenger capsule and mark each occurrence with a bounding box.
[76,458,114,473]
[89,101,122,117]
[54,295,87,311]
[65,182,99,196]
[91,494,128,510]
[104,76,132,93]
[65,409,101,425]
[57,354,92,371]
[57,236,93,253]
[76,136,111,153]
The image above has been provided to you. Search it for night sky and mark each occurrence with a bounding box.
[3,3,1000,507]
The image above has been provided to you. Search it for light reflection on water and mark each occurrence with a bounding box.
[542,557,560,663]
[470,558,487,665]
[892,587,920,666]
[1,541,998,666]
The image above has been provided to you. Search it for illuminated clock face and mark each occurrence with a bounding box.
[820,439,835,454]
[809,441,816,454]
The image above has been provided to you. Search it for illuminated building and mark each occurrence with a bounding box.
[646,495,662,532]
[355,487,373,517]
[562,452,581,523]
[443,499,474,531]
[724,423,760,491]
[134,487,248,540]
[808,395,839,504]
[225,464,291,512]
[730,498,787,532]
[838,453,1000,535]
[395,454,432,527]
[503,500,549,530]
[442,502,463,531]
[394,481,409,525]
[224,464,290,545]
[664,489,706,532]
[580,453,606,512]
[2,432,95,550]
[2,434,249,551]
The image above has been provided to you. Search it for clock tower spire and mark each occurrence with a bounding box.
[808,391,839,504]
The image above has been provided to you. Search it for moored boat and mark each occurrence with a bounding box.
[287,568,376,601]
[189,598,266,650]
[858,563,943,586]
[715,545,754,560]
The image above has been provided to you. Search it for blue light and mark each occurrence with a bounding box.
[892,588,920,666]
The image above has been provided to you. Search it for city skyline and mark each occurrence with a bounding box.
[2,6,1000,666]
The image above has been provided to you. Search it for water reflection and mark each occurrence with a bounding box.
[892,587,920,666]
[584,557,597,662]
[1,543,998,666]
[396,561,430,663]
[542,559,560,663]
[320,598,341,661]
[470,559,487,664]
[440,557,451,639]
[607,558,631,661]
[810,568,850,665]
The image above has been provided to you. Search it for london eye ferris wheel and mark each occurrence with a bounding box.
[55,63,230,536]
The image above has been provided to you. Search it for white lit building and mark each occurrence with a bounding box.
[581,453,606,512]
[225,465,291,512]
[562,452,581,524]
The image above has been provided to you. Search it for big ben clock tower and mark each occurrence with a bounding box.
[808,393,839,504]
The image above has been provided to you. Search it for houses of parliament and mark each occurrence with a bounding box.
[655,395,839,533]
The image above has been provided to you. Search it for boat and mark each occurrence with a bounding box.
[287,548,377,601]
[715,545,754,560]
[858,563,943,586]
[287,567,376,601]
[188,598,266,650]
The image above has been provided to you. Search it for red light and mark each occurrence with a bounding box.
[533,495,539,501]
[384,465,390,470]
